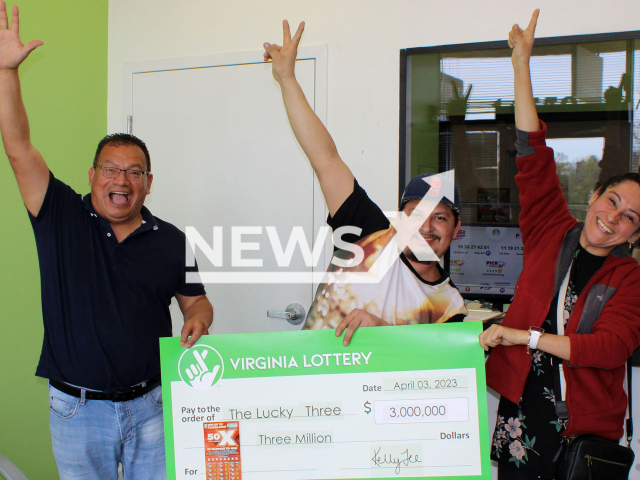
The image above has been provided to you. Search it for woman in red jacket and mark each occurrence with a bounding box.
[479,10,640,480]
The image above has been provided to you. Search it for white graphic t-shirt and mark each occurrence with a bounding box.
[303,181,467,329]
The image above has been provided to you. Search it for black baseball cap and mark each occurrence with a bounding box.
[400,174,461,216]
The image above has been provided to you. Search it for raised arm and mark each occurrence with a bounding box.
[0,1,48,216]
[264,21,354,217]
[509,9,541,133]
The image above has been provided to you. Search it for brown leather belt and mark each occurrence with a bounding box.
[50,378,161,402]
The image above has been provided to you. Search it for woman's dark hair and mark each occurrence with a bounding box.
[596,172,640,195]
[93,133,151,171]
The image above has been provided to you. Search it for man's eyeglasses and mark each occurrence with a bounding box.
[93,165,150,181]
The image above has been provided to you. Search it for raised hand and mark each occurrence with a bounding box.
[263,20,304,84]
[0,1,42,70]
[510,9,541,131]
[508,9,539,67]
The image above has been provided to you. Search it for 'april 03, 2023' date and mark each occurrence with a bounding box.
[392,378,460,391]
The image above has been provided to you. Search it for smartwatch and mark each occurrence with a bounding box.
[527,326,545,353]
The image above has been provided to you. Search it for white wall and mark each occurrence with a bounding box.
[108,0,640,211]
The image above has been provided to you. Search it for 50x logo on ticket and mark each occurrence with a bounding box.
[160,323,490,480]
[204,422,241,480]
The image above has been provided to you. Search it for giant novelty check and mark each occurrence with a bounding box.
[160,322,490,480]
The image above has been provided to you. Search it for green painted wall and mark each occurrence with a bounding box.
[0,1,108,478]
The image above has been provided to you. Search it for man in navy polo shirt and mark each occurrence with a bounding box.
[0,3,213,478]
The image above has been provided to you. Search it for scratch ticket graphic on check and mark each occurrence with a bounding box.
[160,323,490,480]
[204,421,241,480]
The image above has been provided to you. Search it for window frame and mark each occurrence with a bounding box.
[399,29,640,201]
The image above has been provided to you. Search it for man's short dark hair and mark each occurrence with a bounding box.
[94,133,151,171]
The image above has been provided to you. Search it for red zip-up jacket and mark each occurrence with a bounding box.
[485,121,640,440]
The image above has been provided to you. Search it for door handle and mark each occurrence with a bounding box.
[267,303,306,326]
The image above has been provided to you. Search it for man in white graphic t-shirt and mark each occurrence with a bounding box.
[263,21,467,345]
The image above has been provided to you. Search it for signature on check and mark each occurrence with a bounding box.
[371,446,422,474]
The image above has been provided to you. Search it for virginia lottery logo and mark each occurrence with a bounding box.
[179,345,224,390]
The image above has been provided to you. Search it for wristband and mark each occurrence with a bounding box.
[527,326,544,353]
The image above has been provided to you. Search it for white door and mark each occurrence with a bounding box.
[125,48,329,334]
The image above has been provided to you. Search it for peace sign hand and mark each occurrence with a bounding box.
[263,20,305,85]
[0,1,42,70]
[508,9,539,67]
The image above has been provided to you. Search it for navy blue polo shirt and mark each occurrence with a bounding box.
[30,171,206,392]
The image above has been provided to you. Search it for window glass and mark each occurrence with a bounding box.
[404,36,640,226]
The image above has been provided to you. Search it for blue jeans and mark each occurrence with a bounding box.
[48,382,166,480]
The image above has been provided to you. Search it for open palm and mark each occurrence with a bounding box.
[0,1,42,70]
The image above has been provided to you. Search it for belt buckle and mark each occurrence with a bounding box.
[112,385,139,402]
